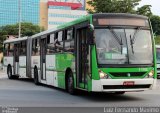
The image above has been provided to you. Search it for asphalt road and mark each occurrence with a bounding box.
[0,71,160,107]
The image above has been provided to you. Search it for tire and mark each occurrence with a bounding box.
[7,66,13,79]
[67,72,76,95]
[115,92,125,95]
[34,68,39,85]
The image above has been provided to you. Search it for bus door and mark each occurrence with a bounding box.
[13,43,20,75]
[40,38,46,80]
[76,24,89,89]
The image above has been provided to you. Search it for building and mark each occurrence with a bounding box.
[0,0,87,29]
[40,0,87,30]
[0,0,40,26]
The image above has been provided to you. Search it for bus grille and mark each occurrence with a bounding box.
[109,72,146,78]
[103,85,151,89]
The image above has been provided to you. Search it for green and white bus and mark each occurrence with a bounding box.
[3,13,157,94]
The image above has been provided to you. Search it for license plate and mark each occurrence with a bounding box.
[123,81,135,86]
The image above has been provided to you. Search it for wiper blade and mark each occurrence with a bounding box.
[130,35,134,54]
[108,27,123,45]
[129,27,143,54]
[131,27,142,44]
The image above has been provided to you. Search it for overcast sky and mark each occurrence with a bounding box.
[139,0,160,16]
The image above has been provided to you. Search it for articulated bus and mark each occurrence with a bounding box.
[3,13,157,94]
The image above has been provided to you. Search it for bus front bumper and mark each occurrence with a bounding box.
[92,78,155,92]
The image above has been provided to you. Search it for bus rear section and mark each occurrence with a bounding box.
[88,13,156,93]
[3,37,31,79]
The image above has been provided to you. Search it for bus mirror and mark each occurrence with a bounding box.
[88,24,94,31]
[88,25,95,45]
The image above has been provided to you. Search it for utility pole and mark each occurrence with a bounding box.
[18,0,21,38]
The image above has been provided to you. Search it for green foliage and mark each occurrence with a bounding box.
[87,0,141,14]
[137,5,152,17]
[0,22,44,51]
[155,35,160,44]
[150,15,160,35]
[87,0,152,17]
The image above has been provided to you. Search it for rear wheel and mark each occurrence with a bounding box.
[67,72,76,95]
[34,68,39,85]
[7,66,13,79]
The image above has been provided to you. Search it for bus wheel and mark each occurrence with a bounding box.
[34,68,39,85]
[67,72,76,95]
[115,92,125,95]
[7,66,13,79]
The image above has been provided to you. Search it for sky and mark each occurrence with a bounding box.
[139,0,160,16]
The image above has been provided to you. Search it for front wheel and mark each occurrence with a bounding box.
[67,72,76,95]
[34,68,39,85]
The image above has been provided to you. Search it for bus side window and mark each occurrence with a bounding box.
[46,33,56,54]
[35,39,40,56]
[32,39,36,56]
[55,31,64,52]
[32,39,40,56]
[4,44,8,56]
[20,41,26,56]
[8,43,14,56]
[64,28,74,53]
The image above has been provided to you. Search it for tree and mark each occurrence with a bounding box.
[0,30,7,52]
[1,22,44,37]
[87,0,141,14]
[0,22,44,51]
[150,15,160,35]
[137,5,152,17]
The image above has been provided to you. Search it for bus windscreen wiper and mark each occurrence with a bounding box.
[130,27,142,54]
[130,35,134,54]
[131,27,142,44]
[108,27,123,46]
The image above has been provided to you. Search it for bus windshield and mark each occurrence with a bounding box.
[95,28,153,65]
[156,48,160,64]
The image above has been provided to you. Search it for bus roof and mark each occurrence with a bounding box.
[30,13,148,39]
[31,14,91,39]
[3,36,28,44]
[93,13,148,20]
[3,13,148,43]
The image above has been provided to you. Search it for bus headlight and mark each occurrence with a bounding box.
[99,70,108,79]
[148,70,154,78]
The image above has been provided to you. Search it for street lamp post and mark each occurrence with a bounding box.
[18,0,21,38]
